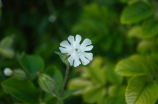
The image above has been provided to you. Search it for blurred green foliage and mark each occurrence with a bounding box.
[68,57,126,104]
[1,0,158,104]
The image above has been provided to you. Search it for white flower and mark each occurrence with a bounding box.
[59,34,93,67]
[4,67,13,76]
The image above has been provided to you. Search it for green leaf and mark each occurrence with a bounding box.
[67,78,92,95]
[0,35,14,48]
[137,39,157,54]
[105,65,123,84]
[45,65,63,92]
[83,86,105,103]
[43,93,58,104]
[67,78,92,89]
[0,47,14,58]
[150,54,158,64]
[126,76,158,104]
[90,56,103,69]
[88,67,106,85]
[98,96,126,104]
[142,17,158,38]
[115,55,153,76]
[128,26,142,38]
[61,89,80,100]
[19,54,44,79]
[121,1,154,24]
[108,85,126,97]
[1,78,38,103]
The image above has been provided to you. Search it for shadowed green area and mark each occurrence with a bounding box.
[1,0,158,104]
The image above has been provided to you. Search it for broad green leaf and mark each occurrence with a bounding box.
[145,56,158,74]
[61,89,80,100]
[150,54,158,64]
[98,96,126,104]
[19,54,44,79]
[105,65,123,84]
[88,67,106,85]
[121,1,154,24]
[90,56,103,69]
[108,85,126,97]
[68,78,92,89]
[45,65,63,92]
[43,93,58,104]
[4,27,27,51]
[115,55,153,76]
[151,54,158,85]
[67,78,92,95]
[137,39,157,54]
[83,86,105,103]
[148,54,158,69]
[126,76,158,104]
[1,78,38,103]
[0,47,14,58]
[80,67,91,79]
[0,35,14,48]
[142,17,158,38]
[128,26,142,38]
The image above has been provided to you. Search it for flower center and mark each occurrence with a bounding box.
[75,49,78,51]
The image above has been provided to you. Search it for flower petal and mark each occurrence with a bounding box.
[68,35,75,45]
[74,34,82,47]
[80,55,90,65]
[68,53,75,66]
[80,39,92,47]
[60,40,71,48]
[81,45,93,51]
[74,56,81,67]
[68,52,81,67]
[83,52,93,61]
[59,47,71,53]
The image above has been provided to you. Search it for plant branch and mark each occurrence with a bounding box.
[60,65,70,95]
[58,97,62,104]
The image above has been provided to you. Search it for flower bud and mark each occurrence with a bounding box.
[0,47,14,58]
[48,15,56,23]
[38,73,55,93]
[4,68,13,76]
[12,69,27,80]
[55,51,69,65]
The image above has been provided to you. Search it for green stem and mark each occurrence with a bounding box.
[58,97,62,104]
[57,65,70,104]
[60,65,70,95]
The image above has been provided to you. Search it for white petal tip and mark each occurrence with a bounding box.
[59,47,64,53]
[82,61,90,65]
[68,35,74,39]
[74,64,80,67]
[76,34,80,36]
[4,68,13,76]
